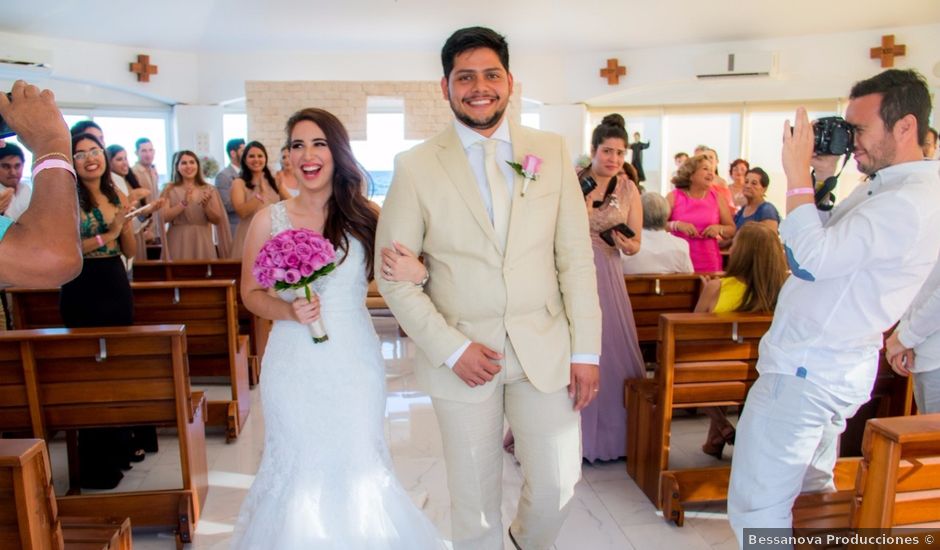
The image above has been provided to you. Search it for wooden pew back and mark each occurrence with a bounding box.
[624,274,705,362]
[7,281,250,441]
[0,326,208,545]
[626,312,772,515]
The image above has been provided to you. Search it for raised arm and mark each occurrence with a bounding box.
[0,81,81,287]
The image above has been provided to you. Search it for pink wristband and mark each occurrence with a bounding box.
[786,187,815,197]
[31,159,76,181]
[95,234,105,247]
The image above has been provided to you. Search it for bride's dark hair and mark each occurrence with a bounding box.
[285,108,379,280]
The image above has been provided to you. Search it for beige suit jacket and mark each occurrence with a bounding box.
[375,121,602,403]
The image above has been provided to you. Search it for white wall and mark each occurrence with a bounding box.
[2,23,938,157]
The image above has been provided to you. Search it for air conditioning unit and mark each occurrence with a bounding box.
[694,52,777,79]
[0,46,53,80]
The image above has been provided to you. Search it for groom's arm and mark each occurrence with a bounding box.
[552,138,602,357]
[376,156,468,367]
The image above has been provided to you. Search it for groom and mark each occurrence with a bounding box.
[376,26,602,549]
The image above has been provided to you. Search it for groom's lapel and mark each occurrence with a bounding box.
[435,126,501,250]
[505,122,536,259]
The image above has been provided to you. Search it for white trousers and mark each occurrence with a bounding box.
[913,367,940,414]
[728,373,864,548]
[431,341,582,550]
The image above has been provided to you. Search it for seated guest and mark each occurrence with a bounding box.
[160,151,231,260]
[667,154,735,272]
[694,222,788,458]
[622,192,693,274]
[733,167,780,231]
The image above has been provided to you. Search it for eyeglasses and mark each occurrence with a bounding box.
[73,148,105,162]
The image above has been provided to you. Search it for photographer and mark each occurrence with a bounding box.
[0,81,81,287]
[727,69,940,545]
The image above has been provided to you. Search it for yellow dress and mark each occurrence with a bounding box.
[714,277,746,313]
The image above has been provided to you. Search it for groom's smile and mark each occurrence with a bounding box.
[442,47,513,137]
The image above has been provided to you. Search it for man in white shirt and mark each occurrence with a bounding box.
[214,138,245,235]
[0,143,32,221]
[884,259,940,413]
[728,69,940,545]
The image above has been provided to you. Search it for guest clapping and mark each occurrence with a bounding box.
[160,151,232,260]
[230,141,291,259]
[667,154,735,272]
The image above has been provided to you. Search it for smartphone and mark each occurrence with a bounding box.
[0,93,14,139]
[599,223,635,247]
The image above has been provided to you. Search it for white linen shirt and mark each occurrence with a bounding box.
[758,160,940,402]
[444,119,599,369]
[896,257,940,373]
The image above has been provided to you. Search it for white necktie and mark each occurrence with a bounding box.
[482,139,510,248]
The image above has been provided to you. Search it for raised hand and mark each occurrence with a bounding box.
[0,81,70,158]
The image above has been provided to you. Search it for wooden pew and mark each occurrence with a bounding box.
[624,274,705,363]
[7,280,250,442]
[131,259,266,385]
[626,312,772,519]
[132,260,392,358]
[1,439,133,550]
[0,326,208,547]
[793,413,940,535]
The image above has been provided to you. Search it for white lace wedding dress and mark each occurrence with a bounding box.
[231,203,444,549]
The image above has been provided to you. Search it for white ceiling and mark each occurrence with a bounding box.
[4,0,940,55]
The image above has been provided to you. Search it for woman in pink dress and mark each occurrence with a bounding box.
[667,154,735,272]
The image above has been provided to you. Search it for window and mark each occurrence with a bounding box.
[63,110,171,184]
[350,102,421,205]
[222,113,248,164]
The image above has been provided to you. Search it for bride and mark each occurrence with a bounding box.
[232,108,443,549]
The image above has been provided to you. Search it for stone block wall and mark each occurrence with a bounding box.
[245,80,522,167]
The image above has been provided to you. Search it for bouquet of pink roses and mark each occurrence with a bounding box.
[253,228,336,343]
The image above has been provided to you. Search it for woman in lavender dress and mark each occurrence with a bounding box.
[579,115,645,461]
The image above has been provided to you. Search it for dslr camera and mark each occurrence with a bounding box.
[813,116,854,156]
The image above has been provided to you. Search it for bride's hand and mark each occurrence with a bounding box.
[381,241,427,285]
[291,292,320,323]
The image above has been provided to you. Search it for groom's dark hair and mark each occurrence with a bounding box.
[441,27,509,79]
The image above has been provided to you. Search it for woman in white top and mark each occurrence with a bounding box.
[622,192,694,275]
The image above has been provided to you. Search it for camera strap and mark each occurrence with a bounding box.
[810,153,851,212]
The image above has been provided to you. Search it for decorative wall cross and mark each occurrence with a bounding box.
[130,54,159,82]
[869,35,906,68]
[600,58,627,85]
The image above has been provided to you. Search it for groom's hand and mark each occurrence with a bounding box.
[453,343,503,388]
[569,363,599,411]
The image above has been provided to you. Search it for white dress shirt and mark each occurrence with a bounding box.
[758,160,940,402]
[444,119,599,369]
[621,229,693,275]
[3,182,31,221]
[896,256,940,373]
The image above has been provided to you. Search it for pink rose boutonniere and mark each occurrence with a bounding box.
[506,154,542,196]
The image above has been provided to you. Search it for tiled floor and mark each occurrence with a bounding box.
[47,317,739,549]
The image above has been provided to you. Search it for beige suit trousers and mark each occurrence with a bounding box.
[432,340,581,550]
